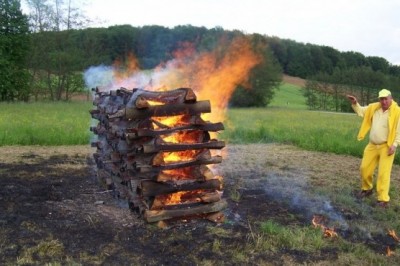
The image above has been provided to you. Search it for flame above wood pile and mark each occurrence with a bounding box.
[90,87,226,223]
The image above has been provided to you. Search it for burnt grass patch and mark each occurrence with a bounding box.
[1,144,400,265]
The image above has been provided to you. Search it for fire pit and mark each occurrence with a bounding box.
[90,87,227,223]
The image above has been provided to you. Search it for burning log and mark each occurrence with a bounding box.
[125,122,224,139]
[131,87,197,109]
[141,139,225,153]
[138,179,222,197]
[157,165,216,182]
[90,87,226,223]
[150,190,221,209]
[144,199,228,223]
[108,100,211,120]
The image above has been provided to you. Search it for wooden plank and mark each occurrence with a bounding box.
[144,199,227,223]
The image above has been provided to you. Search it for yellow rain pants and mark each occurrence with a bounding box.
[360,143,395,202]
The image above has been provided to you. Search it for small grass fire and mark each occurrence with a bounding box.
[90,87,226,223]
[312,214,338,238]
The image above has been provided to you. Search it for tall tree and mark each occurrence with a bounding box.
[26,0,88,100]
[25,0,53,32]
[0,0,30,101]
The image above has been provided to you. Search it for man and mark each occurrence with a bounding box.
[347,89,400,208]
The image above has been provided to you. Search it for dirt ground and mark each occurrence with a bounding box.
[282,75,306,87]
[1,144,400,265]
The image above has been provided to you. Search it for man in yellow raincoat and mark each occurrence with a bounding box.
[347,89,400,208]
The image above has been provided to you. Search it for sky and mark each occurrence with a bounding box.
[23,0,400,65]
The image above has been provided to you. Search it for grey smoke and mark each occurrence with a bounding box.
[264,174,348,230]
[84,65,114,89]
[83,62,177,92]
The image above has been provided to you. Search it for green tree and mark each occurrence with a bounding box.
[341,51,368,69]
[26,0,88,100]
[106,25,139,62]
[230,34,282,107]
[0,0,30,101]
[285,41,312,78]
[367,56,390,74]
[25,0,53,32]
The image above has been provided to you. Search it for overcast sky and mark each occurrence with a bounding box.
[27,0,400,65]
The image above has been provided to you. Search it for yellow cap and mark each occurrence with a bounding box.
[378,89,391,98]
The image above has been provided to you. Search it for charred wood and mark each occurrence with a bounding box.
[144,199,227,223]
[108,100,211,120]
[138,179,222,197]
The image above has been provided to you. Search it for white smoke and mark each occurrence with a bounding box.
[83,60,178,92]
[84,65,115,89]
[264,174,349,230]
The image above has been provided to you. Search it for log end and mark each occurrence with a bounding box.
[182,88,197,103]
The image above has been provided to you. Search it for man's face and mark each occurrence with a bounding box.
[379,96,393,111]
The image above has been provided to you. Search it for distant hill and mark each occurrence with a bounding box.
[282,75,306,87]
[268,75,307,109]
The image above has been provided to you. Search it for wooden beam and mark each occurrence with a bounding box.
[108,100,211,120]
[144,199,227,223]
[139,179,222,197]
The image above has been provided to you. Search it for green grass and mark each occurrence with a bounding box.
[3,84,400,264]
[221,108,367,158]
[0,101,93,146]
[0,82,368,163]
[259,220,326,252]
[269,82,307,109]
[255,217,393,264]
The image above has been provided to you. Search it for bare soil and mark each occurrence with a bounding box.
[1,144,400,265]
[282,74,306,87]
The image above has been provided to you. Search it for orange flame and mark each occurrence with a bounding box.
[161,168,193,180]
[312,215,338,238]
[152,115,188,130]
[162,150,198,163]
[388,229,400,242]
[104,38,254,194]
[162,131,203,144]
[107,37,261,123]
[164,38,261,122]
[146,100,164,106]
[153,190,205,207]
[166,191,189,205]
[386,246,395,257]
[152,114,204,165]
[113,53,140,80]
[323,227,338,238]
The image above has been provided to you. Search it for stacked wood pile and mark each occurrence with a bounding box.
[90,87,227,223]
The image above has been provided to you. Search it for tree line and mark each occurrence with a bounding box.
[267,38,400,111]
[1,0,399,110]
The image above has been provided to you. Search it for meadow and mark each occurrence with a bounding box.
[0,83,369,161]
[3,84,400,265]
[223,108,366,157]
[0,101,93,146]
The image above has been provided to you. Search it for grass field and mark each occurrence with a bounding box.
[269,82,308,109]
[0,101,93,146]
[0,83,373,162]
[222,108,365,156]
[3,83,400,264]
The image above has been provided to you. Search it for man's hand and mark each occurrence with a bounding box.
[347,95,357,105]
[388,145,397,156]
